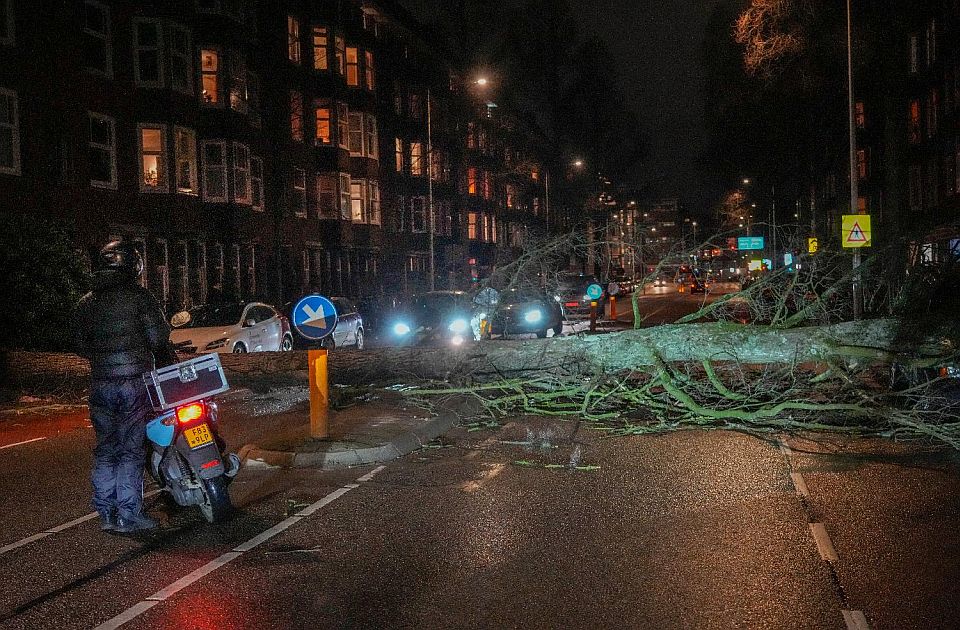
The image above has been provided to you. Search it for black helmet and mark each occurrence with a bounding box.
[98,240,144,278]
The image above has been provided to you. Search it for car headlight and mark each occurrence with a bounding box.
[393,322,411,336]
[450,335,465,346]
[476,312,487,321]
[553,295,561,302]
[448,318,469,334]
[524,309,543,324]
[205,337,228,350]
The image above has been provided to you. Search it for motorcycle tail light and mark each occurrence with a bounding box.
[176,402,205,424]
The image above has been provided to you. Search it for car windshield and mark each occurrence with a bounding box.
[410,293,472,322]
[500,289,543,305]
[177,303,245,328]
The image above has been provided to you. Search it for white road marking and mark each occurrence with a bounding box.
[0,490,161,556]
[842,610,871,630]
[0,437,46,450]
[779,443,793,456]
[809,523,839,562]
[94,466,385,629]
[790,472,811,497]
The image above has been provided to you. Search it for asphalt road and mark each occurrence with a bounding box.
[2,401,960,629]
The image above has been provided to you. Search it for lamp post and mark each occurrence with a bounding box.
[846,0,863,319]
[427,87,435,291]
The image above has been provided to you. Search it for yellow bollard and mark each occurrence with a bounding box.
[309,348,329,439]
[589,301,598,332]
[609,295,617,321]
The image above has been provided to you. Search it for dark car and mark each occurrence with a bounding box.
[489,289,564,339]
[554,273,603,318]
[283,296,365,350]
[386,291,479,346]
[689,278,709,294]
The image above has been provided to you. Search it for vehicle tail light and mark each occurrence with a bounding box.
[564,302,579,308]
[176,402,205,424]
[201,459,220,470]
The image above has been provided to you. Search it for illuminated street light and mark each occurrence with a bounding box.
[742,178,751,185]
[475,77,489,86]
[573,159,584,168]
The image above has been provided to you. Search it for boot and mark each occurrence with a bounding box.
[115,513,159,533]
[99,512,118,531]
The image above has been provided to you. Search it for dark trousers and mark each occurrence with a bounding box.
[89,378,150,519]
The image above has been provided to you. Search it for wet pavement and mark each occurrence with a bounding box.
[1,405,960,628]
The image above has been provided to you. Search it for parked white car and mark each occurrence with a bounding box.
[169,302,293,354]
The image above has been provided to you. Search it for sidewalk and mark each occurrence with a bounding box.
[240,389,461,469]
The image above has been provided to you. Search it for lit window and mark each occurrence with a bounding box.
[287,16,301,64]
[138,124,168,192]
[316,174,337,217]
[468,212,478,240]
[335,35,345,76]
[909,99,921,144]
[313,26,328,70]
[133,19,163,87]
[410,142,424,176]
[365,115,378,160]
[232,143,250,204]
[467,167,477,195]
[337,103,349,150]
[506,184,515,208]
[364,51,375,90]
[338,173,351,220]
[169,25,192,94]
[202,140,227,202]
[395,138,404,172]
[368,181,381,225]
[315,102,331,144]
[349,112,363,156]
[857,149,867,180]
[251,156,264,211]
[855,102,865,129]
[83,1,112,77]
[290,91,303,141]
[89,112,116,188]
[200,48,219,104]
[1,0,15,46]
[292,167,306,217]
[351,179,364,222]
[0,88,20,175]
[346,47,359,86]
[173,127,199,195]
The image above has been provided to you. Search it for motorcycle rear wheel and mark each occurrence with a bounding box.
[198,476,233,523]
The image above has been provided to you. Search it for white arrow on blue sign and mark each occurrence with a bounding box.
[585,283,604,300]
[292,295,339,340]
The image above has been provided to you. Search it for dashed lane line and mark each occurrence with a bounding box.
[0,490,160,556]
[809,523,840,562]
[92,465,386,630]
[0,437,46,450]
[789,471,811,497]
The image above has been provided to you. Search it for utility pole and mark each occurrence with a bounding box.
[427,87,435,292]
[770,184,777,269]
[544,169,551,232]
[846,0,863,319]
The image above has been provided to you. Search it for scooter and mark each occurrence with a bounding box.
[145,399,240,523]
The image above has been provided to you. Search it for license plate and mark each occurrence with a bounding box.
[184,424,213,448]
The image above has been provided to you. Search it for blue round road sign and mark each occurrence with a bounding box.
[292,295,339,340]
[585,283,603,301]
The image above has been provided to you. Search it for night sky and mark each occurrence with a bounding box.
[402,0,727,212]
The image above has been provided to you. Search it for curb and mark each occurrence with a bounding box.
[240,414,459,470]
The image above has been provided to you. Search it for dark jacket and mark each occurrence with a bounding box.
[75,271,171,380]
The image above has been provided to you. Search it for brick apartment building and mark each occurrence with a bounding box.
[0,0,548,314]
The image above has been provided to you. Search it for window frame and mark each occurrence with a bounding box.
[200,47,222,106]
[368,180,381,225]
[290,90,304,142]
[410,141,424,177]
[201,139,228,202]
[312,26,329,71]
[138,122,169,193]
[395,137,404,173]
[348,112,364,156]
[350,178,365,222]
[338,172,351,220]
[88,112,117,189]
[168,23,193,95]
[337,103,349,150]
[83,0,113,78]
[232,142,251,205]
[292,167,307,217]
[364,50,375,91]
[345,46,359,87]
[174,126,198,195]
[314,100,332,145]
[132,17,164,88]
[250,156,264,211]
[287,15,301,65]
[335,35,346,76]
[316,173,337,218]
[365,115,378,160]
[0,88,20,175]
[0,0,14,46]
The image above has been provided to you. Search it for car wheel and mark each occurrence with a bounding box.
[321,337,336,351]
[232,342,247,353]
[552,323,564,337]
[536,329,548,339]
[280,334,293,352]
[355,328,364,350]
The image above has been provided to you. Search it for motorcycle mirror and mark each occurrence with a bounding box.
[171,311,191,328]
[244,318,256,327]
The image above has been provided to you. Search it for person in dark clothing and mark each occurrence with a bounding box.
[75,240,173,533]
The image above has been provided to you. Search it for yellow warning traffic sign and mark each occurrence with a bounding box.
[842,215,871,248]
[807,237,819,254]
